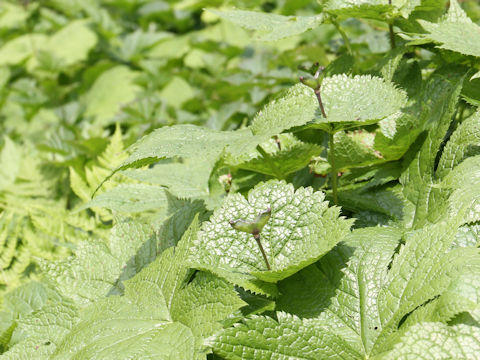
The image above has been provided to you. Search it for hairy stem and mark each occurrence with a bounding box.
[329,131,338,205]
[332,20,353,55]
[253,234,271,270]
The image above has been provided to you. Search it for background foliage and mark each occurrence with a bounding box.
[1,0,480,359]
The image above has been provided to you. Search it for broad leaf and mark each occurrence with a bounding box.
[418,0,480,58]
[51,217,245,359]
[227,133,322,178]
[188,180,353,285]
[382,323,480,359]
[212,221,480,359]
[309,75,407,133]
[207,9,324,41]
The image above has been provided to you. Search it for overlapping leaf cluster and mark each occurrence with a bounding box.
[1,0,480,359]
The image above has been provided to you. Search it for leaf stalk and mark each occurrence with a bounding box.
[329,130,338,205]
[253,233,271,270]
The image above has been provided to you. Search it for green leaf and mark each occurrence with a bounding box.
[250,84,318,138]
[34,20,97,69]
[324,0,393,21]
[374,110,423,161]
[400,68,466,227]
[382,323,480,359]
[436,110,480,178]
[83,66,141,125]
[213,221,480,358]
[188,180,353,284]
[44,219,156,306]
[206,9,324,41]
[79,184,170,213]
[0,34,47,66]
[0,137,21,190]
[332,130,385,171]
[122,159,213,199]
[228,134,322,178]
[52,303,194,360]
[51,217,245,358]
[418,0,480,58]
[309,75,407,133]
[252,76,406,136]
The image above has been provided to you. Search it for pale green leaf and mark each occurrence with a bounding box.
[51,217,245,358]
[207,9,324,41]
[44,220,155,306]
[382,323,480,360]
[418,0,480,58]
[0,137,21,190]
[332,130,385,171]
[188,180,353,284]
[250,84,318,137]
[0,34,47,66]
[122,160,212,199]
[79,184,170,213]
[52,300,194,360]
[213,221,480,359]
[83,66,141,124]
[36,20,97,68]
[159,76,195,108]
[310,74,407,132]
[210,312,363,360]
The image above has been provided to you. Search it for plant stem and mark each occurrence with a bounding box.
[388,0,396,49]
[253,234,271,270]
[332,20,353,55]
[329,131,338,205]
[388,23,396,49]
[315,89,327,118]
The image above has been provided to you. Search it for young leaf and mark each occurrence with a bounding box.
[206,9,324,41]
[188,180,353,285]
[227,134,322,178]
[417,0,480,58]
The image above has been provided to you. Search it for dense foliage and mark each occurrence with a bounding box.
[1,0,480,358]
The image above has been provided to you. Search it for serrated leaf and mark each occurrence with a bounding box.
[436,110,480,178]
[213,221,480,359]
[382,323,480,359]
[228,134,322,178]
[52,303,194,360]
[400,68,466,227]
[207,9,324,41]
[250,84,318,137]
[418,0,480,58]
[309,74,407,132]
[44,219,155,306]
[324,0,393,21]
[51,217,245,359]
[122,159,213,199]
[188,180,353,285]
[251,76,407,136]
[332,130,384,171]
[117,125,255,172]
